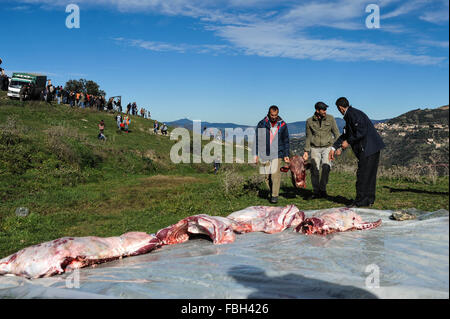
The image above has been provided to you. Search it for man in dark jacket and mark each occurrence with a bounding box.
[254,105,290,204]
[329,97,385,207]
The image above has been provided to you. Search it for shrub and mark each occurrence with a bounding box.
[191,163,212,174]
[0,119,37,175]
[222,168,265,197]
[47,135,78,165]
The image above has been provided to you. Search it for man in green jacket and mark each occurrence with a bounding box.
[303,102,340,198]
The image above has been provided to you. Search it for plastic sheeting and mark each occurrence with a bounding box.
[0,208,448,299]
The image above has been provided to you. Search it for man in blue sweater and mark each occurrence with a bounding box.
[254,105,290,204]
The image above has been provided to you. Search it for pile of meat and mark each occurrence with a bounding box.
[0,206,381,279]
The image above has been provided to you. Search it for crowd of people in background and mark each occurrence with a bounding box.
[0,57,153,121]
[1,57,172,152]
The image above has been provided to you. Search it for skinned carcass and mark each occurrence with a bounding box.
[227,205,305,234]
[156,215,249,245]
[0,232,161,279]
[294,208,382,235]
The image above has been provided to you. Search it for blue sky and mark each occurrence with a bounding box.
[0,0,448,125]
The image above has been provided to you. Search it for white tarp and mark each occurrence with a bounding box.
[0,208,448,299]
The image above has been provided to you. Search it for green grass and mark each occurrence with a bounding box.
[0,93,448,258]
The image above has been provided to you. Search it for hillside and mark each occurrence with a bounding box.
[375,105,449,168]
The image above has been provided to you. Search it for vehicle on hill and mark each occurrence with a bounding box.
[7,73,47,100]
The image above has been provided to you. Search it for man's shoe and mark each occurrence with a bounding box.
[320,191,328,199]
[346,200,357,208]
[347,199,371,208]
[270,196,278,204]
[311,192,322,199]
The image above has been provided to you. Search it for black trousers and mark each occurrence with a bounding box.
[356,151,380,204]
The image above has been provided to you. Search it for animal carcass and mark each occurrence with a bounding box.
[294,208,382,235]
[0,232,161,279]
[227,205,305,234]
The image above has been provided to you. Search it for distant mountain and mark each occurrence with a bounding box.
[165,118,254,131]
[287,118,387,136]
[166,117,387,137]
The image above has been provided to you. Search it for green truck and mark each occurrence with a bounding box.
[7,72,47,100]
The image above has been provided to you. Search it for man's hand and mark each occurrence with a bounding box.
[329,149,335,161]
[342,140,349,150]
[284,157,290,164]
[303,152,308,161]
[336,149,342,156]
[254,156,259,164]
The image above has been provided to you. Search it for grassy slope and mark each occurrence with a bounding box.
[0,93,448,258]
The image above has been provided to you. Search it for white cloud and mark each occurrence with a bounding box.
[418,39,450,48]
[420,10,449,24]
[381,0,428,19]
[212,24,446,65]
[114,37,231,55]
[381,0,449,24]
[9,5,31,11]
[279,0,368,30]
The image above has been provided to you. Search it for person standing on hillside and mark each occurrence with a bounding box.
[56,86,62,104]
[254,105,290,204]
[86,93,91,108]
[303,102,340,199]
[161,123,168,136]
[0,69,8,91]
[214,156,221,175]
[68,91,74,107]
[19,83,29,101]
[46,80,54,103]
[116,98,122,113]
[75,92,80,107]
[79,92,86,108]
[123,115,131,133]
[329,97,385,207]
[116,113,123,131]
[98,120,106,140]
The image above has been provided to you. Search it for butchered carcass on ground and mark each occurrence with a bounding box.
[0,232,161,279]
[226,205,305,234]
[156,214,249,245]
[294,207,382,235]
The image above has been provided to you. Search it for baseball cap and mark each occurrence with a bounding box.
[315,102,328,110]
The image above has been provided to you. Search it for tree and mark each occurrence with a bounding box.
[64,78,106,96]
[85,80,99,95]
[64,79,84,93]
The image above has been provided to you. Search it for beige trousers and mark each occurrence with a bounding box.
[260,158,282,197]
